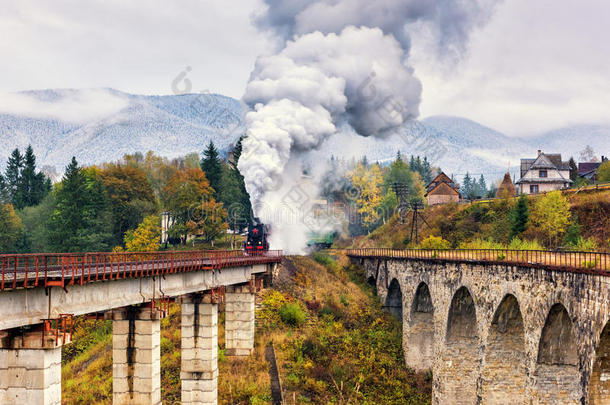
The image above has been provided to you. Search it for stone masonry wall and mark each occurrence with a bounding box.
[359,257,610,405]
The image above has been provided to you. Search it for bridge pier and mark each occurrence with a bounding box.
[0,347,62,405]
[181,293,218,405]
[0,323,70,405]
[225,284,255,356]
[112,306,162,405]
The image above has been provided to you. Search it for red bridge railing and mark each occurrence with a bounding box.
[0,250,282,291]
[346,248,609,274]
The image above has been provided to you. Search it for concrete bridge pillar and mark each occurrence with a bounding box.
[112,306,162,405]
[225,284,255,356]
[181,292,218,405]
[0,323,70,405]
[0,347,62,404]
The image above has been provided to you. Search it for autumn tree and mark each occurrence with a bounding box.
[597,160,610,182]
[0,203,24,252]
[529,191,571,247]
[124,215,161,252]
[99,163,157,245]
[186,200,228,243]
[347,162,383,230]
[163,168,214,243]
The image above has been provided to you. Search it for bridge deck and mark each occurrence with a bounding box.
[0,250,282,291]
[347,248,610,276]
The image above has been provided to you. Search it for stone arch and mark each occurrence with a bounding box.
[405,282,434,371]
[533,303,581,404]
[384,278,402,320]
[480,294,526,404]
[438,286,480,404]
[590,320,610,405]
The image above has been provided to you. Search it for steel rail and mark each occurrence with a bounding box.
[345,248,609,275]
[0,250,282,291]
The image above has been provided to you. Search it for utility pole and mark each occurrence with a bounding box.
[391,182,410,224]
[409,201,429,245]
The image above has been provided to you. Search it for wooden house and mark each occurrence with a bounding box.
[425,172,461,205]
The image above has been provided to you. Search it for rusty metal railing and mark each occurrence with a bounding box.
[0,250,282,291]
[346,248,610,274]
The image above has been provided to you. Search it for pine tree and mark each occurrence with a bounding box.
[48,157,112,252]
[20,145,50,208]
[200,141,222,197]
[0,174,8,203]
[461,172,473,199]
[422,157,432,184]
[477,174,487,197]
[5,149,24,208]
[511,195,529,237]
[568,157,578,182]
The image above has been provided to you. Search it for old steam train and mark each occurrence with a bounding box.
[244,218,270,254]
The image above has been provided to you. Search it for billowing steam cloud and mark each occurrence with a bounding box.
[238,1,498,253]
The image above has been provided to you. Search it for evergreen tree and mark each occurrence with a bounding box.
[0,174,8,203]
[461,172,473,199]
[361,155,369,167]
[477,174,487,197]
[568,157,578,182]
[5,149,24,208]
[200,141,222,197]
[510,195,529,237]
[47,157,113,252]
[222,136,253,230]
[422,157,432,184]
[20,145,50,208]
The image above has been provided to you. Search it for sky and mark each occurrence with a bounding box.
[0,0,609,136]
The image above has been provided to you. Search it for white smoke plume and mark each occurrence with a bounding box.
[238,1,499,253]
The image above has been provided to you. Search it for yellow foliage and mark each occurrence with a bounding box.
[529,191,571,246]
[419,235,451,249]
[124,215,161,252]
[347,163,383,227]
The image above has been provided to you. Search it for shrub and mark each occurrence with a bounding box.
[567,237,598,252]
[279,303,307,327]
[419,235,450,249]
[508,238,544,250]
[459,238,504,249]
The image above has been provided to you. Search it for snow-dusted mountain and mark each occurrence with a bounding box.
[0,89,245,171]
[0,89,608,185]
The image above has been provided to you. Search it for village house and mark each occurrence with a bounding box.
[425,172,461,205]
[516,150,572,194]
[578,155,608,182]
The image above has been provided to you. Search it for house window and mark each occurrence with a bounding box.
[539,170,548,178]
[530,185,539,194]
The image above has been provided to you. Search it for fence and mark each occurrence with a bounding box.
[0,250,282,291]
[346,248,609,273]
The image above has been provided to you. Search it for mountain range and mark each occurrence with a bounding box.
[0,89,608,184]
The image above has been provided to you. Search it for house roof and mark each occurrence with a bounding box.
[519,151,572,182]
[425,172,460,195]
[426,181,460,197]
[578,162,600,175]
[515,178,573,184]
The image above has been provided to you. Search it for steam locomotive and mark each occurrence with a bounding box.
[244,218,270,254]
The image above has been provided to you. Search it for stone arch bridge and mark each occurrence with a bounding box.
[347,248,610,405]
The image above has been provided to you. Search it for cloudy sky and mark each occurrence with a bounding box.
[0,0,609,136]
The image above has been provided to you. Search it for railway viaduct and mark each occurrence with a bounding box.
[0,250,281,405]
[348,248,610,405]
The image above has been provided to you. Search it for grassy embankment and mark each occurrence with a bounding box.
[62,253,430,404]
[355,190,610,251]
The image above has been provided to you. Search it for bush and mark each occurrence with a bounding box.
[567,237,598,252]
[419,235,450,249]
[279,303,307,327]
[508,238,544,250]
[459,238,504,249]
